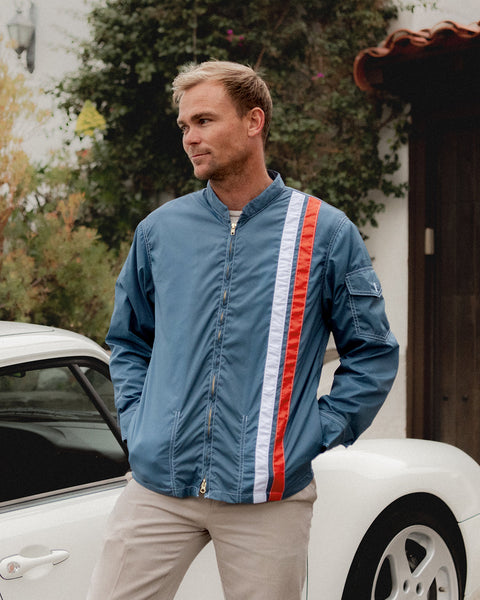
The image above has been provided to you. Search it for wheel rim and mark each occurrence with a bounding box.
[371,524,459,600]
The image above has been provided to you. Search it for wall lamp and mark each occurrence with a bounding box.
[7,2,36,73]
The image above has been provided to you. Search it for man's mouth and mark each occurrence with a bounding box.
[190,151,208,161]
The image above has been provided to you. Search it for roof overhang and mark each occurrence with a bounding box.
[354,20,480,99]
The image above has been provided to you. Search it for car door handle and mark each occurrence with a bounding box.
[0,550,70,580]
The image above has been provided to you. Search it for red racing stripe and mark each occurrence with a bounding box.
[269,197,321,501]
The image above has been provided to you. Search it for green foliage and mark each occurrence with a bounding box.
[0,34,39,248]
[0,194,125,345]
[0,45,125,342]
[56,0,409,246]
[398,1,438,12]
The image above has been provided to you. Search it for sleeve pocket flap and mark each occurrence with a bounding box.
[345,267,382,297]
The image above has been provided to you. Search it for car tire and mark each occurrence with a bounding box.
[341,494,466,600]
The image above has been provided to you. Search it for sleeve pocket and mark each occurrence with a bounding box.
[345,267,391,341]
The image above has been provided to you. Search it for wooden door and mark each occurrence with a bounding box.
[428,116,480,462]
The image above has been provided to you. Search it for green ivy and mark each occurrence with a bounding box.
[56,0,409,247]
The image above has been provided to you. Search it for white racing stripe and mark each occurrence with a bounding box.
[253,191,306,503]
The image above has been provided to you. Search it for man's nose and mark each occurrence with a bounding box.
[183,126,200,146]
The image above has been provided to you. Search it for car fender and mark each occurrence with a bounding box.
[306,438,480,598]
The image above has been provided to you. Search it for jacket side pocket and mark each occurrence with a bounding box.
[235,415,248,502]
[169,410,182,496]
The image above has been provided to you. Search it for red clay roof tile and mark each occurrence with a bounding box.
[354,20,480,91]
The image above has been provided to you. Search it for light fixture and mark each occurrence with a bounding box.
[7,2,36,73]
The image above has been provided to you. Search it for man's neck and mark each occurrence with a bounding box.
[210,168,273,211]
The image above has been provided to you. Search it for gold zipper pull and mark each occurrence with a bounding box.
[200,478,207,495]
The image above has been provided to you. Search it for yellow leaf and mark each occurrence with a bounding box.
[75,100,106,137]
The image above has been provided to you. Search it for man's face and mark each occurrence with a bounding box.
[177,81,253,182]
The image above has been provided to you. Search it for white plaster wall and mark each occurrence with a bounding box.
[393,0,480,32]
[362,152,409,440]
[0,0,91,79]
[317,144,409,441]
[0,0,91,161]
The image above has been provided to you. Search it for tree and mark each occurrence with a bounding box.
[0,192,124,344]
[57,0,408,247]
[0,35,37,252]
[0,39,124,343]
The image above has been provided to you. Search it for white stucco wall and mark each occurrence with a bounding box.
[361,154,409,440]
[394,0,480,31]
[0,0,91,161]
[317,146,409,441]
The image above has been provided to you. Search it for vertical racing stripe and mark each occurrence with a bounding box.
[269,196,321,501]
[253,191,306,503]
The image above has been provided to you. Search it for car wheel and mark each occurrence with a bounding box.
[342,494,466,600]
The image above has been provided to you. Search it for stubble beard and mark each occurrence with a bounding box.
[192,150,250,184]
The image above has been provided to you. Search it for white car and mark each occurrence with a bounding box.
[1,322,479,600]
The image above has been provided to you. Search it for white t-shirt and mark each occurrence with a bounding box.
[229,210,242,226]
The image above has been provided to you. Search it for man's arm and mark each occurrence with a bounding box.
[106,223,155,443]
[319,216,399,450]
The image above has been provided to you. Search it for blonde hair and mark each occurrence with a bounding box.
[172,61,272,142]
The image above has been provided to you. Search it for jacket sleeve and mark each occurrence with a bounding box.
[106,222,155,443]
[318,216,399,450]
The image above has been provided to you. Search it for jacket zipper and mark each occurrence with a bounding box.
[201,220,237,497]
[200,388,214,495]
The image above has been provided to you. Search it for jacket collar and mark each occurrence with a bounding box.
[203,171,285,223]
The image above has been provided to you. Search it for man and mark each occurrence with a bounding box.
[87,60,398,600]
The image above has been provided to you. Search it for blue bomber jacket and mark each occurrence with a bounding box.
[106,172,399,504]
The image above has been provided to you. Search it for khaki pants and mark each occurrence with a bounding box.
[87,477,316,600]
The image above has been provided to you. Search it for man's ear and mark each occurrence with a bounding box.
[247,107,265,139]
